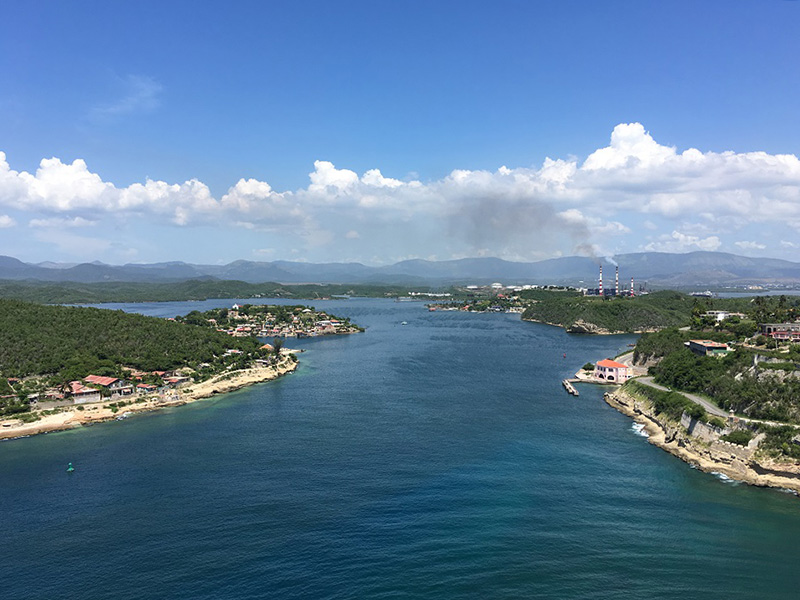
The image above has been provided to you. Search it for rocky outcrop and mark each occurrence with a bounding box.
[605,389,800,495]
[566,319,613,335]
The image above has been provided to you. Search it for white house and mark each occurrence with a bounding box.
[594,359,631,383]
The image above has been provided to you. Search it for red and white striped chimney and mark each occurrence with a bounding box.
[599,265,603,296]
[630,277,634,297]
[615,266,619,296]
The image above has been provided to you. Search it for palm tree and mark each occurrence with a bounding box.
[272,337,284,357]
[59,380,73,399]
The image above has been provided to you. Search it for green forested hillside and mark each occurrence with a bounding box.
[0,279,425,303]
[0,299,260,379]
[632,326,800,427]
[521,291,696,332]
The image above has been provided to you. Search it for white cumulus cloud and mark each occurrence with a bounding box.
[2,122,799,260]
[644,231,722,253]
[734,240,767,250]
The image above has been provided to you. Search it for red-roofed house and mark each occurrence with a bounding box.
[164,376,192,388]
[594,359,631,383]
[84,375,134,396]
[85,375,118,387]
[69,381,102,404]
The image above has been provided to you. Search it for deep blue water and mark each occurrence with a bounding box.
[3,298,800,599]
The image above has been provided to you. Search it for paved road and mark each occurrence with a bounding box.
[637,376,729,418]
[635,377,800,429]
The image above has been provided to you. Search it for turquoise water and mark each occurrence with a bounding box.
[2,299,800,599]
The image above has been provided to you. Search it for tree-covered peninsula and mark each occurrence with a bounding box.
[520,290,700,333]
[519,290,796,334]
[0,298,262,380]
[0,300,361,431]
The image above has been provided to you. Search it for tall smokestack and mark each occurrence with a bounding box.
[615,266,619,296]
[599,265,603,296]
[630,277,634,297]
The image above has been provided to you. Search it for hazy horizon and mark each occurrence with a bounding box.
[4,248,800,270]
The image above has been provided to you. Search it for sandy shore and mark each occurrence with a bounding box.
[0,355,298,441]
[605,388,800,495]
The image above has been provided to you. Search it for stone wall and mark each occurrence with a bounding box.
[680,412,725,443]
[606,388,800,492]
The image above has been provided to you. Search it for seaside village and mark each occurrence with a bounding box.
[210,303,362,338]
[5,368,194,411]
[1,303,361,419]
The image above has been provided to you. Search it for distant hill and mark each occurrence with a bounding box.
[1,251,799,288]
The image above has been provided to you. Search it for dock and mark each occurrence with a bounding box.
[562,379,579,396]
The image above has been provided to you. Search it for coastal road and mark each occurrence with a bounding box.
[635,377,800,429]
[636,377,729,418]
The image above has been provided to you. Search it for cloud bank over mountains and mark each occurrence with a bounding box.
[1,123,799,263]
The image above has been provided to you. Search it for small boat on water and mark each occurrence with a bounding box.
[66,462,75,473]
[401,321,408,325]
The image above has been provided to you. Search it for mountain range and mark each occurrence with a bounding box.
[1,252,799,288]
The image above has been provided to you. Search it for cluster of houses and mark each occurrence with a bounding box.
[37,370,193,405]
[214,305,358,338]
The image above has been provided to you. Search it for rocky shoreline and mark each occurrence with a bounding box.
[0,355,298,441]
[521,316,658,335]
[605,388,800,495]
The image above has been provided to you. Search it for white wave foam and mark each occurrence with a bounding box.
[711,471,739,485]
[631,422,649,438]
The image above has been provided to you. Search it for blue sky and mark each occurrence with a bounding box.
[1,0,799,265]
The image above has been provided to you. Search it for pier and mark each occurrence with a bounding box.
[562,379,579,396]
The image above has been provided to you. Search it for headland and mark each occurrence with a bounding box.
[0,354,298,441]
[604,387,800,494]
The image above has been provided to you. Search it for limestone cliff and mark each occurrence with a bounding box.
[605,389,800,495]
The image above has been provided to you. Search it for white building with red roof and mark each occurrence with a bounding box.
[84,375,134,396]
[594,359,631,383]
[69,381,102,404]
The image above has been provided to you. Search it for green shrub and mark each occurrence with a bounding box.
[757,425,800,459]
[624,380,707,422]
[708,417,726,429]
[720,429,753,446]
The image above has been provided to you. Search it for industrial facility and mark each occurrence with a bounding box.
[584,265,639,297]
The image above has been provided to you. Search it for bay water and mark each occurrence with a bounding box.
[2,298,799,599]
